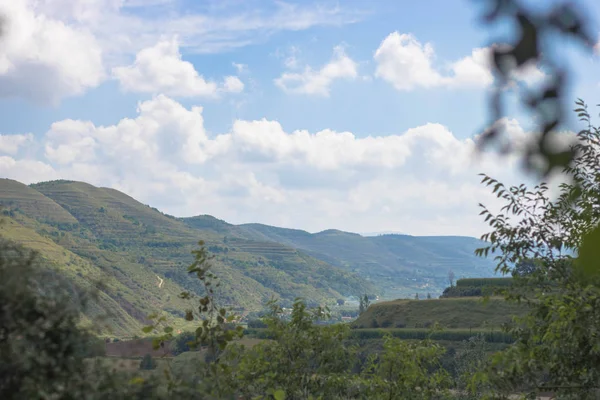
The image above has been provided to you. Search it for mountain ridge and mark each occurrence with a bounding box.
[0,178,496,335]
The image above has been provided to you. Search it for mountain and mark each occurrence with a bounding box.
[179,220,497,298]
[0,179,373,336]
[0,178,497,335]
[360,231,407,236]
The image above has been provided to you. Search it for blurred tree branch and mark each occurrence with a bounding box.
[477,0,596,176]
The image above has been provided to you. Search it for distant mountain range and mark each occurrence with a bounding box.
[360,231,407,237]
[0,178,497,336]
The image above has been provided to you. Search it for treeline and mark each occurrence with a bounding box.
[455,278,513,288]
[441,277,513,298]
[245,327,514,343]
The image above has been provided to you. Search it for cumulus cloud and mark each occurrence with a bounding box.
[374,32,545,91]
[0,133,33,155]
[223,76,245,93]
[112,38,244,97]
[0,95,535,236]
[374,33,445,90]
[0,0,359,103]
[275,46,358,96]
[0,0,105,105]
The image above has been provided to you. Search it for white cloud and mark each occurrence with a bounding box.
[113,38,243,97]
[374,32,445,90]
[0,0,105,105]
[0,133,33,155]
[0,0,360,103]
[223,76,244,93]
[29,0,361,55]
[0,156,59,184]
[275,46,358,96]
[447,47,494,88]
[374,32,545,91]
[232,63,248,74]
[276,45,301,69]
[0,95,535,236]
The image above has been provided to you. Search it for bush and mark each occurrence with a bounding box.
[248,319,267,328]
[172,331,196,355]
[0,239,140,399]
[456,278,513,288]
[348,329,513,343]
[139,354,157,370]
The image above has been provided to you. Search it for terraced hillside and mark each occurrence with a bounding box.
[352,297,528,330]
[0,179,373,336]
[181,219,498,298]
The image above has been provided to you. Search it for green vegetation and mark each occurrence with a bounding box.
[455,278,513,288]
[470,100,600,398]
[0,179,375,335]
[139,354,157,370]
[246,327,514,343]
[0,177,500,336]
[221,223,498,297]
[1,2,597,398]
[441,278,514,298]
[352,297,527,329]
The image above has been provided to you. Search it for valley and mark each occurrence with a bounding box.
[0,178,497,336]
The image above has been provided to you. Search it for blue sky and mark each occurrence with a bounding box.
[0,0,598,236]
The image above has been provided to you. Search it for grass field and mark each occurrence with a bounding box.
[352,297,528,329]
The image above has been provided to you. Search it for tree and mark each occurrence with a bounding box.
[360,335,451,399]
[513,258,541,277]
[139,354,157,370]
[448,270,455,287]
[453,334,492,398]
[358,294,370,315]
[476,0,595,177]
[0,239,147,399]
[172,331,196,355]
[228,299,358,399]
[474,102,600,399]
[337,298,345,306]
[247,319,267,328]
[427,292,432,299]
[415,293,419,300]
[143,241,244,398]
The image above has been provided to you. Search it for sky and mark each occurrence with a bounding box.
[0,0,598,237]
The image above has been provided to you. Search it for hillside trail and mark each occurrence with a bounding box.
[156,275,164,289]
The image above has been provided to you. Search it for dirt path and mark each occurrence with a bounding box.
[156,275,164,289]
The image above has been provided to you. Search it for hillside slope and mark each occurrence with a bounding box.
[180,219,497,298]
[353,297,528,329]
[0,179,373,336]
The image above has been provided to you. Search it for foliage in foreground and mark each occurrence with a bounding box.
[0,239,162,399]
[141,241,468,399]
[473,101,600,399]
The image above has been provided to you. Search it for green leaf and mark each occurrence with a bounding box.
[272,390,286,400]
[577,224,600,282]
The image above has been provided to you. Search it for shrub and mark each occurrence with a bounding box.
[139,354,157,370]
[172,331,196,355]
[456,278,513,288]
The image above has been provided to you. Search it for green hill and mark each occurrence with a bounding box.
[181,220,498,298]
[352,297,528,329]
[0,178,78,224]
[0,178,500,336]
[0,179,373,336]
